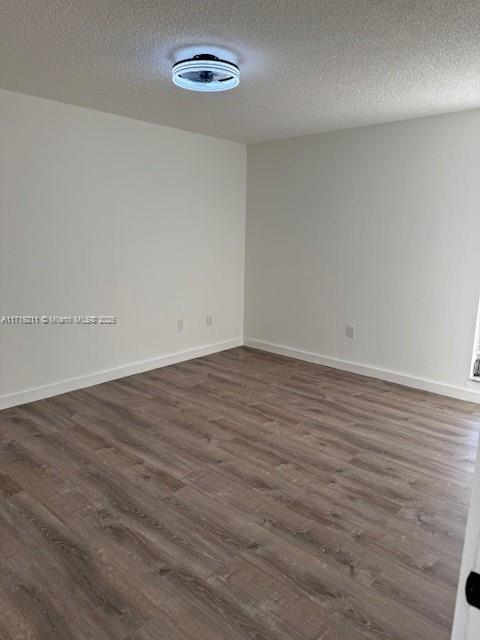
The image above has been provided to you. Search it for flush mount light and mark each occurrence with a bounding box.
[172,54,240,92]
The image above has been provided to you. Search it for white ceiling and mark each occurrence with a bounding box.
[1,0,479,143]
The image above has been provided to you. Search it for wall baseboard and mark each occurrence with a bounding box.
[244,338,480,404]
[0,338,243,410]
[4,336,479,410]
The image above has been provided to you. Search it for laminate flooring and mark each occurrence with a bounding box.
[0,347,479,640]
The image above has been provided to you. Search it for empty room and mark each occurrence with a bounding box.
[2,1,480,639]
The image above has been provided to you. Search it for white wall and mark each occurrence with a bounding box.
[2,92,480,407]
[0,90,246,406]
[245,110,480,399]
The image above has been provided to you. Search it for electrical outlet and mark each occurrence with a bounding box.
[206,315,213,326]
[177,319,184,332]
[346,324,356,339]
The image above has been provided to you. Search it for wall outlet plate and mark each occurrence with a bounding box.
[206,315,213,326]
[177,319,184,332]
[346,324,356,339]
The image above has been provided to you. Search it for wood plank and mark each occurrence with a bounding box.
[0,346,477,640]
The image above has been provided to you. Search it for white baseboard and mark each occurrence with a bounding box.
[244,338,480,404]
[0,338,243,410]
[4,336,479,410]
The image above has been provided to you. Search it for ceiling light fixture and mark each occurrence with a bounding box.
[172,54,239,92]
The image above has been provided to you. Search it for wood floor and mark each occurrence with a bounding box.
[0,347,479,640]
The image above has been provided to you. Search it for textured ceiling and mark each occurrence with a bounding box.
[1,0,479,143]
